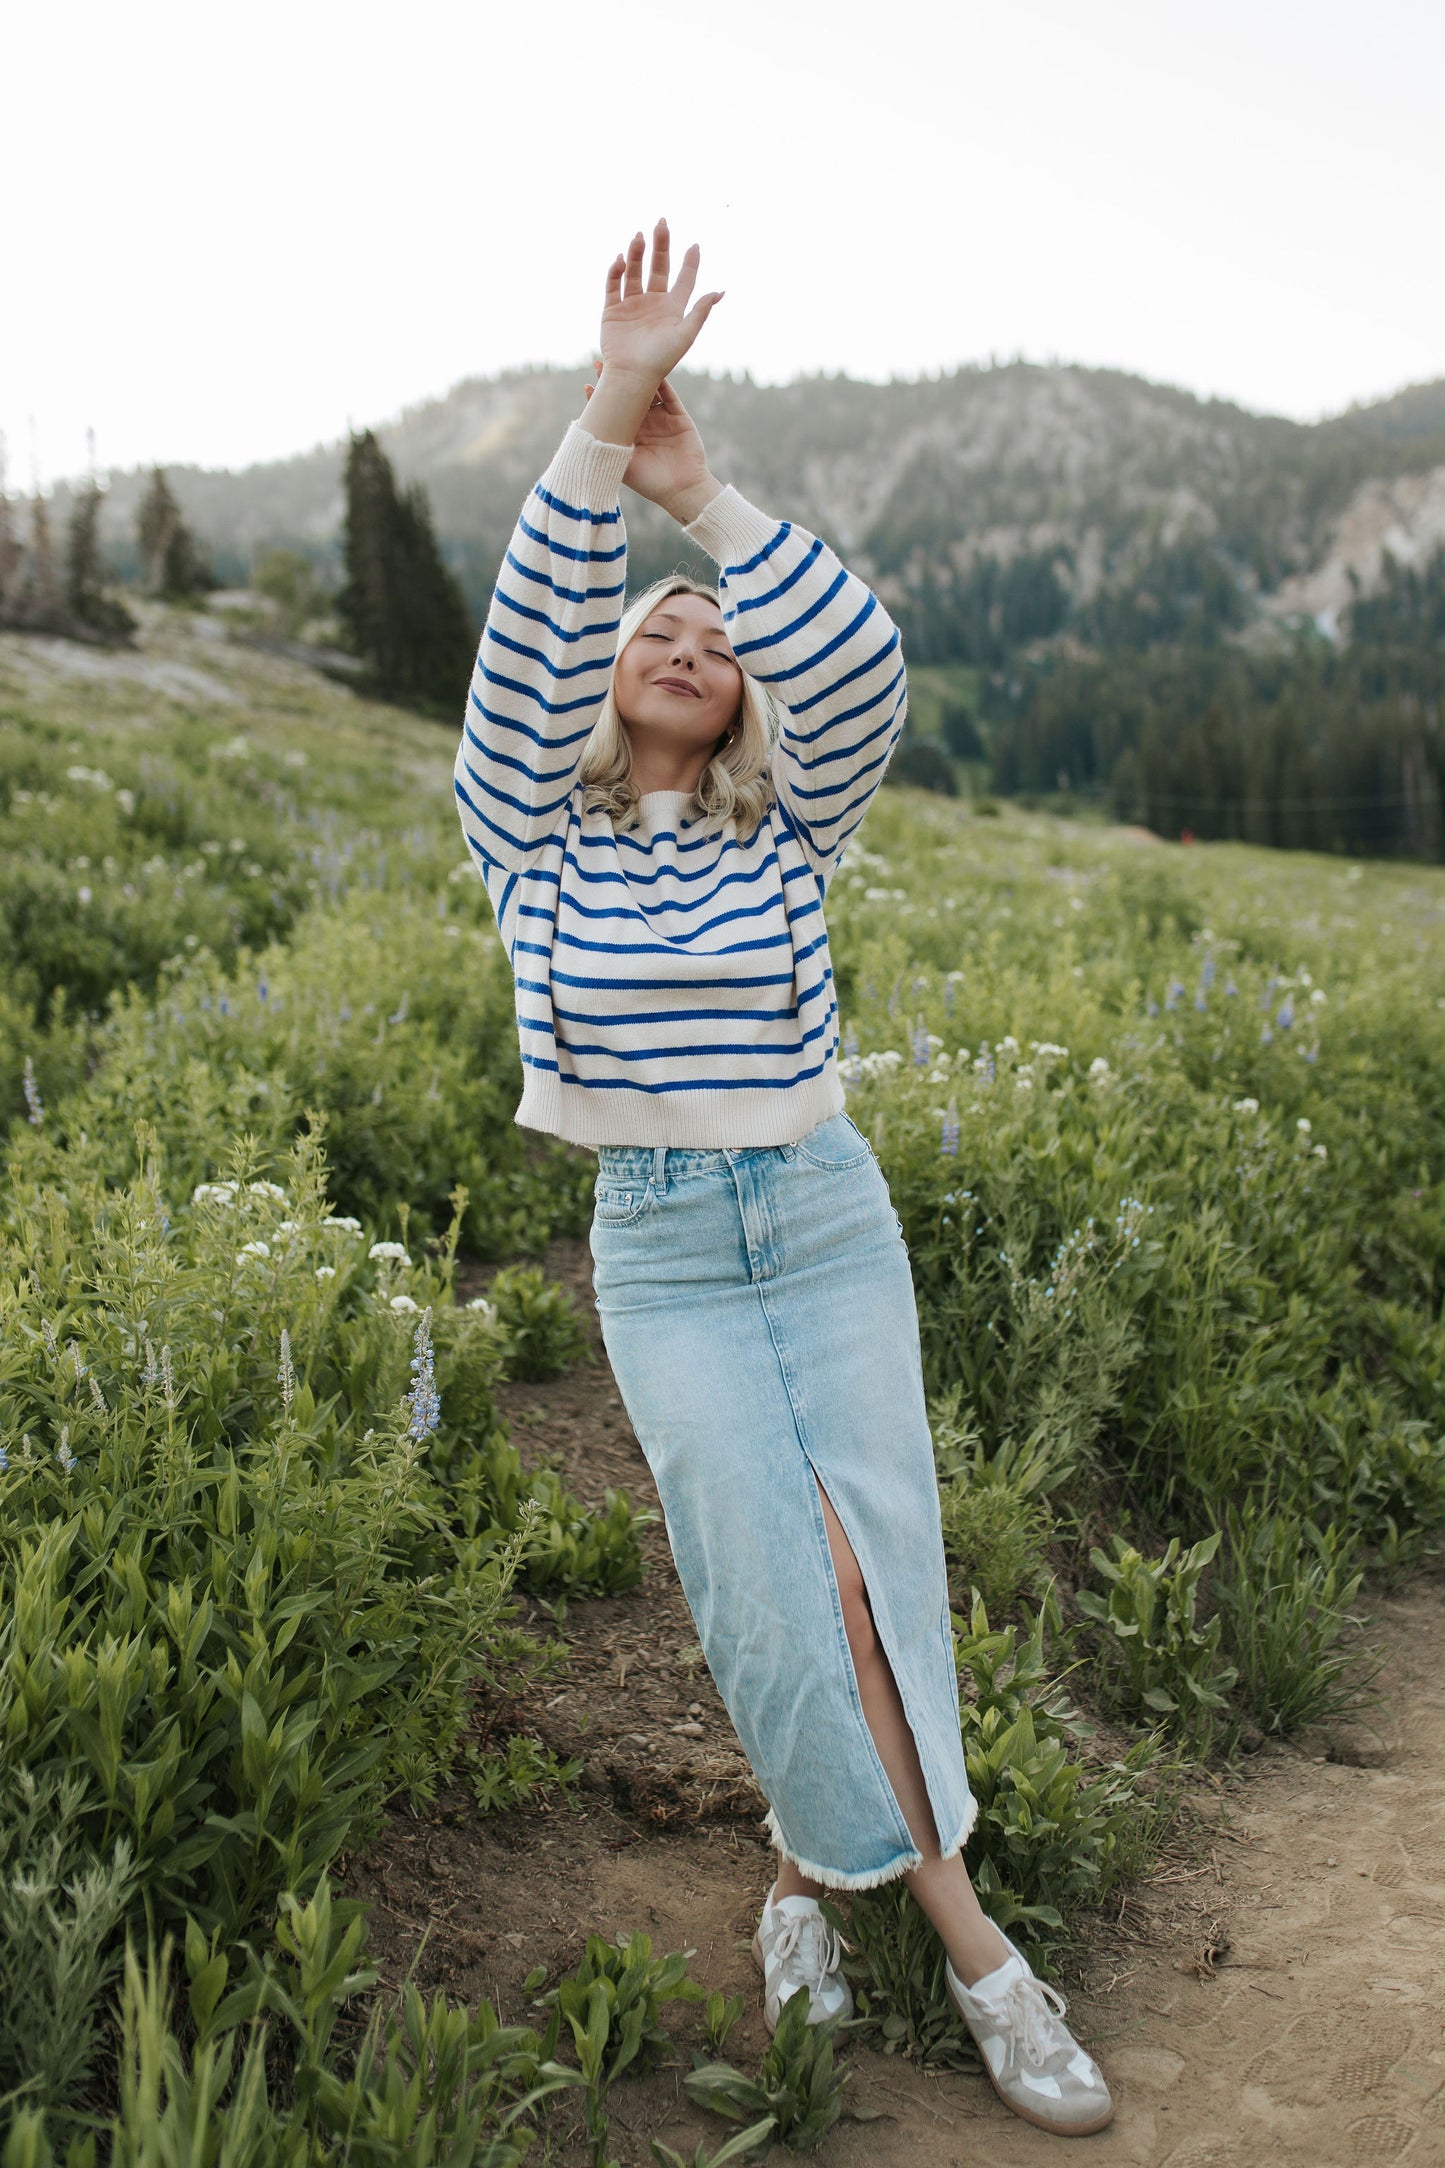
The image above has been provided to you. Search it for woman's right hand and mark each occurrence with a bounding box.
[580,220,724,450]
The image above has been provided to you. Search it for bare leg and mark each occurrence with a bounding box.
[772,1483,1010,1986]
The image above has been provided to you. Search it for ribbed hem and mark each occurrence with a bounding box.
[683,483,784,571]
[543,420,632,507]
[514,1066,845,1149]
[762,1795,979,1894]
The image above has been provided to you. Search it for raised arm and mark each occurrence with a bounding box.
[454,220,725,871]
[685,493,908,883]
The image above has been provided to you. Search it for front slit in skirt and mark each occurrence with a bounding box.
[588,1110,976,1890]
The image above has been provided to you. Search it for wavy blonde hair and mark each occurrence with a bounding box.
[579,575,776,836]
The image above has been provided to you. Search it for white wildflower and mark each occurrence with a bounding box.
[1088,1056,1110,1078]
[249,1180,285,1200]
[277,1219,299,1235]
[389,1293,419,1313]
[1233,1097,1259,1114]
[315,1265,337,1282]
[369,1241,411,1264]
[1296,1117,1312,1134]
[1310,988,1327,1006]
[1312,1143,1328,1160]
[327,1216,364,1235]
[467,1297,497,1323]
[1000,1035,1020,1053]
[239,1240,271,1260]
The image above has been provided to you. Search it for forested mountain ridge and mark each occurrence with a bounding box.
[71,361,1445,656]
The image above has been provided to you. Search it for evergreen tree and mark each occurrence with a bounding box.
[66,479,135,641]
[18,493,64,630]
[337,429,476,713]
[0,434,21,615]
[136,468,213,598]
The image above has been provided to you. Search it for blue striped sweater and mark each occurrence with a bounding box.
[453,421,907,1147]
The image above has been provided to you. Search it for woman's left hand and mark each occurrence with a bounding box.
[586,369,722,527]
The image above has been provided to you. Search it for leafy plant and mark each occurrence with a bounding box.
[485,1265,591,1381]
[1214,1507,1376,1736]
[1078,1532,1237,1751]
[465,1734,583,1815]
[685,1992,848,2153]
[651,2126,779,2168]
[541,1933,706,2166]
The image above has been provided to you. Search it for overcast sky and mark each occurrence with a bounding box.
[7,0,1443,487]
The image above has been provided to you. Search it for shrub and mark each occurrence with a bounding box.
[484,1264,592,1380]
[1077,1533,1237,1752]
[684,1992,848,2154]
[1214,1507,1376,1736]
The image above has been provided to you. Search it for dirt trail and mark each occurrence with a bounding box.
[345,1242,1445,2166]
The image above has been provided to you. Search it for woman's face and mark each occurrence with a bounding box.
[613,591,743,761]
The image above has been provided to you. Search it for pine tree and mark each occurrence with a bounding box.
[0,434,21,616]
[66,479,135,641]
[19,493,64,630]
[337,429,476,714]
[136,468,213,598]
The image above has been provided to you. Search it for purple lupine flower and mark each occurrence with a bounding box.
[22,1057,44,1126]
[405,1308,441,1441]
[941,1102,960,1157]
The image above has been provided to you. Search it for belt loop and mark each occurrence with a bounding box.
[652,1144,666,1191]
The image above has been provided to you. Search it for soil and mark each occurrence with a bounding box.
[340,1237,1445,2167]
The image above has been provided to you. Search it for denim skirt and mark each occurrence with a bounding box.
[589,1110,976,1889]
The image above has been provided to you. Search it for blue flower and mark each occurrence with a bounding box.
[405,1308,441,1441]
[1276,997,1294,1029]
[940,1103,960,1157]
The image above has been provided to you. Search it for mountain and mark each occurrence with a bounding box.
[63,362,1445,656]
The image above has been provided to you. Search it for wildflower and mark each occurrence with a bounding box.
[1313,1143,1328,1160]
[192,1181,238,1206]
[388,994,409,1025]
[468,1296,497,1324]
[22,1057,44,1125]
[1088,1056,1110,1078]
[369,1241,411,1265]
[390,1293,419,1313]
[1164,980,1185,1011]
[56,1428,74,1476]
[1146,998,1159,1017]
[257,976,269,1004]
[277,1219,299,1235]
[1276,997,1295,1029]
[42,1319,59,1360]
[1297,1117,1312,1134]
[1233,1097,1260,1114]
[239,1240,271,1261]
[278,1327,295,1410]
[249,1180,285,1200]
[0,1447,7,1474]
[1000,1035,1019,1054]
[161,1347,176,1407]
[315,1265,336,1282]
[405,1307,441,1439]
[328,1215,364,1236]
[912,1016,931,1067]
[1199,954,1217,993]
[68,1340,87,1381]
[1310,988,1327,1006]
[941,1102,960,1157]
[1225,976,1240,997]
[89,1374,106,1414]
[1260,1023,1273,1046]
[142,1340,159,1387]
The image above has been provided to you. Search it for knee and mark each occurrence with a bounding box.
[835,1563,879,1667]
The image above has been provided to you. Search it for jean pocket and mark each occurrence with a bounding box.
[794,1113,873,1172]
[592,1180,652,1230]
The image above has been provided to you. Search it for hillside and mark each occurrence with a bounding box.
[66,361,1445,650]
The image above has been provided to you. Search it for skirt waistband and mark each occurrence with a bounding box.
[596,1138,795,1184]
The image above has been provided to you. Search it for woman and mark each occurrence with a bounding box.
[454,221,1113,2138]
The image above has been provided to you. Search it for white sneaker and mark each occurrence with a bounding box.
[945,1935,1113,2135]
[751,1886,853,2034]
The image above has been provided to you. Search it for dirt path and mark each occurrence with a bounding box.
[344,1243,1445,2166]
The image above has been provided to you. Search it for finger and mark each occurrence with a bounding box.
[681,291,725,343]
[622,230,645,301]
[604,254,625,308]
[584,384,592,401]
[593,357,603,375]
[647,216,670,294]
[655,379,686,412]
[671,242,700,311]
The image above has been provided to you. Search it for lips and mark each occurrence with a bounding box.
[655,676,703,699]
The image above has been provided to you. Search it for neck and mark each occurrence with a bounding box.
[626,742,714,798]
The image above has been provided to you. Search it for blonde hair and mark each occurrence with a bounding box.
[579,575,776,836]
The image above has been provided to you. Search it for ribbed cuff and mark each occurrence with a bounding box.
[541,421,632,508]
[683,484,784,571]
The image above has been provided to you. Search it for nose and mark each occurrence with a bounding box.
[669,645,697,670]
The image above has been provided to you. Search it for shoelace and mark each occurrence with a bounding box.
[998,1973,1073,2072]
[770,1911,844,1988]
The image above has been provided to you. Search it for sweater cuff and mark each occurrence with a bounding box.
[682,484,783,571]
[540,421,632,509]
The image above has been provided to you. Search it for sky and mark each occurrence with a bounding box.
[6,0,1444,487]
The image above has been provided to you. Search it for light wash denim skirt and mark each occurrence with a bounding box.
[589,1110,976,1889]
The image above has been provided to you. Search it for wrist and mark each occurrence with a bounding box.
[662,471,724,527]
[579,363,661,448]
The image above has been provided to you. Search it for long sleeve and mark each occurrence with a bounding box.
[683,488,908,884]
[454,423,633,870]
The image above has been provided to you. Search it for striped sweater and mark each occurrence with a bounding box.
[453,421,907,1148]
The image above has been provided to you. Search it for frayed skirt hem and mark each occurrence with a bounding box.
[763,1794,978,1894]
